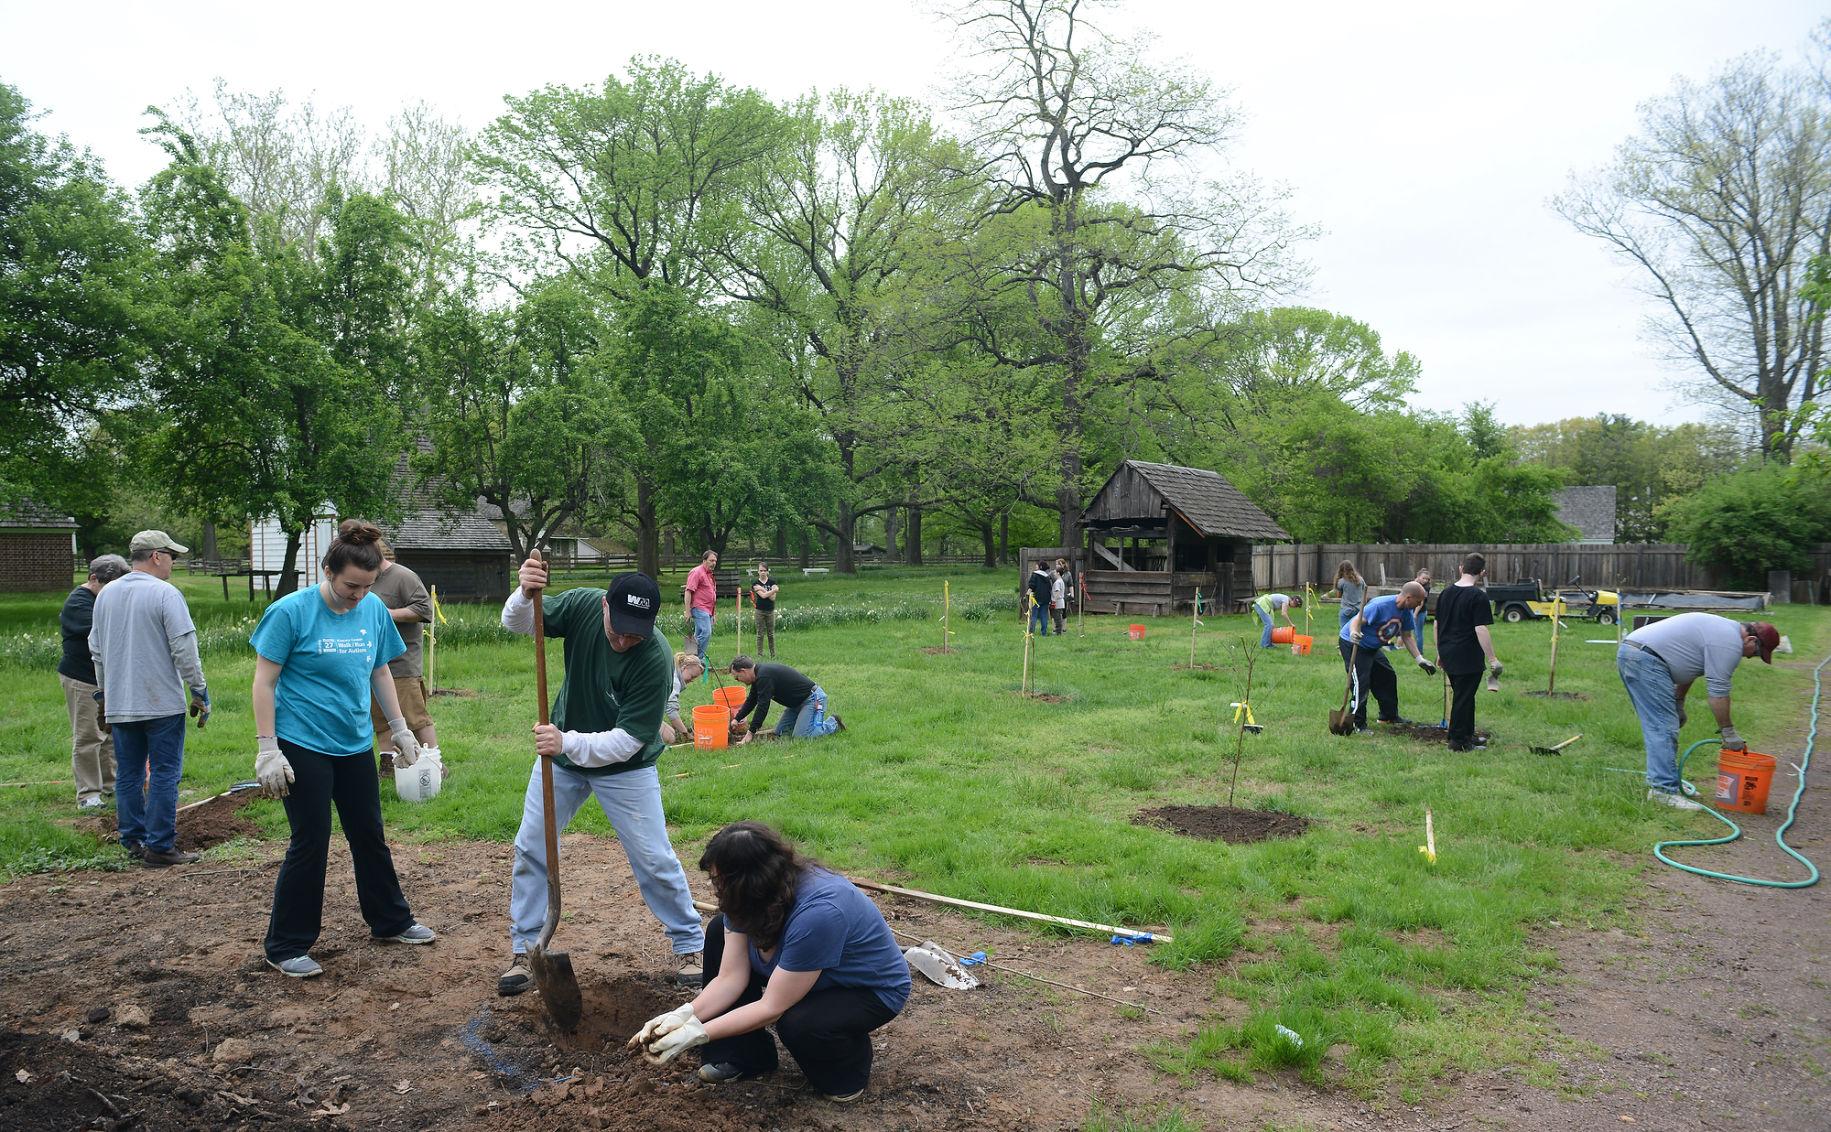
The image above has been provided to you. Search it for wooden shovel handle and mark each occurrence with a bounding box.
[532,547,549,727]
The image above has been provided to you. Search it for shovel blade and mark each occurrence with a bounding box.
[528,945,583,1031]
[1328,707,1353,736]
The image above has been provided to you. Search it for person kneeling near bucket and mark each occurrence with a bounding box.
[1617,613,1779,812]
[630,821,909,1103]
[729,656,844,741]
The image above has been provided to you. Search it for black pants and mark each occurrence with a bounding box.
[264,741,414,961]
[1447,670,1483,748]
[698,919,898,1096]
[1338,640,1399,727]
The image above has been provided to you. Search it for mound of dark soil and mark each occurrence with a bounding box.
[1133,804,1309,844]
[92,788,260,852]
[1379,721,1493,744]
[1524,690,1588,700]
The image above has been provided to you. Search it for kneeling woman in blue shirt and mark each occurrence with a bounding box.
[250,520,436,978]
[632,821,910,1102]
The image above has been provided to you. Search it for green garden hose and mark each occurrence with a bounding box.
[1652,653,1826,888]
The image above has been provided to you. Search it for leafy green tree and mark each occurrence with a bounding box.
[137,114,416,594]
[1662,462,1831,588]
[1509,415,1743,541]
[0,82,152,512]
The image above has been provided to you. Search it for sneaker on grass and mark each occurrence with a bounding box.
[498,953,531,996]
[1647,788,1705,812]
[78,797,106,812]
[377,923,437,945]
[267,955,323,979]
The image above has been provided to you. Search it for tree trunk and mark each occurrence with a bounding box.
[275,529,303,598]
[636,480,660,577]
[998,512,1010,564]
[833,501,857,574]
[799,527,811,568]
[774,521,788,560]
[884,506,899,561]
[906,506,923,565]
[978,519,997,568]
[200,521,219,561]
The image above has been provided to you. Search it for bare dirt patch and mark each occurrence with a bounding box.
[917,646,957,655]
[1133,804,1311,844]
[89,788,262,852]
[429,687,479,699]
[1524,690,1589,701]
[1378,720,1493,745]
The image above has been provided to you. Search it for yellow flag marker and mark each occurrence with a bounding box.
[1419,806,1437,865]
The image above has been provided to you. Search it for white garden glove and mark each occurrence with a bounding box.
[388,718,420,768]
[1718,725,1745,752]
[256,737,294,798]
[627,1003,697,1050]
[642,1016,709,1064]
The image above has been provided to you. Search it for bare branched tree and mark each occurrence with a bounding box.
[951,0,1305,543]
[1556,47,1830,459]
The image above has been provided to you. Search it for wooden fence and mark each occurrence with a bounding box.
[1252,543,1831,602]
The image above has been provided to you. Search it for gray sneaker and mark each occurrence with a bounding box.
[1647,788,1705,812]
[377,923,436,945]
[78,797,106,812]
[267,955,323,979]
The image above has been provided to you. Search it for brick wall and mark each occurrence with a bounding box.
[0,532,75,591]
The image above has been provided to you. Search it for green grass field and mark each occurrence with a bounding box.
[3,567,1823,1098]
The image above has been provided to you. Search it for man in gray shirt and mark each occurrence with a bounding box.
[367,542,437,766]
[90,530,209,866]
[1617,612,1779,811]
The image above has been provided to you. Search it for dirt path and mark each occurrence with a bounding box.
[1,784,1825,1130]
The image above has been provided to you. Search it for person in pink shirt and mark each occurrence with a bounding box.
[683,550,719,662]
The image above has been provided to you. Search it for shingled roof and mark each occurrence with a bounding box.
[0,499,77,529]
[1088,460,1289,540]
[381,458,512,552]
[1553,485,1616,543]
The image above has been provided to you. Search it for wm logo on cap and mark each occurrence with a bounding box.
[626,594,653,610]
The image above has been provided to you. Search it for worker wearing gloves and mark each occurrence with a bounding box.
[662,651,705,744]
[1618,613,1780,811]
[250,520,436,979]
[630,821,910,1104]
[497,558,705,993]
[1253,592,1302,648]
[730,656,843,741]
[1338,581,1433,731]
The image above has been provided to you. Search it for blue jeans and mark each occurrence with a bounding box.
[112,713,186,853]
[1339,605,1359,630]
[508,760,704,956]
[1618,645,1683,792]
[774,686,839,739]
[1256,606,1277,647]
[1029,604,1050,636]
[691,608,713,661]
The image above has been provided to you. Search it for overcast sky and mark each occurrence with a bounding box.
[3,0,1824,428]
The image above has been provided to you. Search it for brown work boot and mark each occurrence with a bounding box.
[498,953,531,996]
[672,951,704,987]
[141,847,199,868]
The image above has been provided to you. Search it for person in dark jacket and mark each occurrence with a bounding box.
[730,656,842,740]
[1433,553,1502,751]
[1026,562,1053,636]
[59,554,131,810]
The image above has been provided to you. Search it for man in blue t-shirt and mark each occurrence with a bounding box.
[1337,581,1435,730]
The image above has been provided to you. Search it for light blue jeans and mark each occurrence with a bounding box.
[691,608,713,661]
[1618,645,1683,793]
[775,686,839,738]
[1256,605,1277,647]
[508,760,704,956]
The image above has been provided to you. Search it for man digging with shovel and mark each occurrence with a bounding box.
[1335,581,1434,733]
[498,557,705,1000]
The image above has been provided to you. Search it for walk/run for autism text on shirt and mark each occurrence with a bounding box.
[251,588,405,755]
[1339,593,1417,650]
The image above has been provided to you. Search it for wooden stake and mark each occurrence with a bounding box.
[1020,593,1034,695]
[1190,586,1202,667]
[1547,593,1564,696]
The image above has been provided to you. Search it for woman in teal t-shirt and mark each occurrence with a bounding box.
[248,520,436,979]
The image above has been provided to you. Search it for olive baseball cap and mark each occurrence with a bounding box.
[605,572,661,637]
[129,530,189,555]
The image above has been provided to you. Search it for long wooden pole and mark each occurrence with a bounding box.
[1020,592,1034,694]
[1190,586,1201,666]
[849,879,1172,943]
[1547,593,1564,695]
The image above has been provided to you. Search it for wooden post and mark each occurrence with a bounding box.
[426,585,438,694]
[1547,592,1564,695]
[1021,591,1034,695]
[1190,586,1202,666]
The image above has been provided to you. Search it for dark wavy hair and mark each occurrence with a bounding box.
[697,822,818,952]
[322,518,385,577]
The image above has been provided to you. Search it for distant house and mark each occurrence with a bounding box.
[0,500,78,592]
[1554,486,1617,545]
[250,461,514,601]
[1069,460,1290,615]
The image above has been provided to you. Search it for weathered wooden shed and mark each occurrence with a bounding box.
[1080,460,1288,615]
[0,500,78,592]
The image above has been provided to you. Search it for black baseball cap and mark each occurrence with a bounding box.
[605,573,661,636]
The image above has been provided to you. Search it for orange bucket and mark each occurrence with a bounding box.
[692,704,729,749]
[1271,625,1295,645]
[1128,624,1146,640]
[712,685,746,716]
[1714,748,1776,814]
[1290,633,1313,656]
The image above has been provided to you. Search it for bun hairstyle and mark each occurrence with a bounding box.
[323,519,385,576]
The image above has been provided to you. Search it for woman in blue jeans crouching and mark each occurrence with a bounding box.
[630,822,909,1103]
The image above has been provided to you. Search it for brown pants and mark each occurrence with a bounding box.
[370,675,434,747]
[754,609,777,657]
[60,674,114,802]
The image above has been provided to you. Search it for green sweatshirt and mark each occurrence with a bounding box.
[544,586,673,776]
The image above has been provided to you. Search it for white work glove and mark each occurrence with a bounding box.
[1718,724,1745,752]
[1416,657,1438,677]
[388,718,420,768]
[642,1016,709,1064]
[627,1003,697,1050]
[256,737,294,798]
